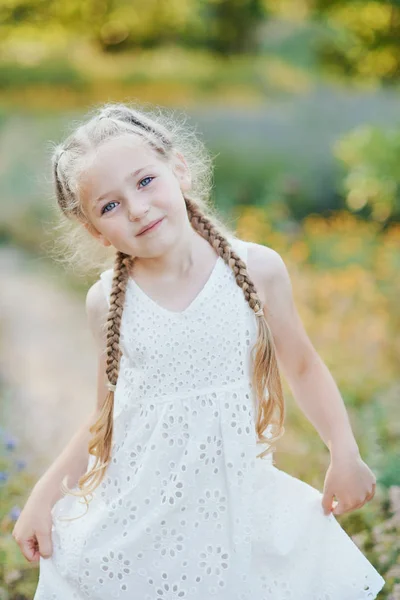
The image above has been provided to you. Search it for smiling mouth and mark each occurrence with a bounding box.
[137,217,164,236]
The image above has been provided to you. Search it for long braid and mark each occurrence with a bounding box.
[185,195,285,459]
[80,252,131,495]
[106,251,132,387]
[58,251,132,520]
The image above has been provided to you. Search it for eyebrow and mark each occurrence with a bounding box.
[92,164,157,207]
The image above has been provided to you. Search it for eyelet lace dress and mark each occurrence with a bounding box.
[34,236,386,600]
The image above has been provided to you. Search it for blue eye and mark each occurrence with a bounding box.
[100,176,154,215]
[101,201,118,215]
[139,176,154,188]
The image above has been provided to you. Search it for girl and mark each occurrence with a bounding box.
[13,102,386,599]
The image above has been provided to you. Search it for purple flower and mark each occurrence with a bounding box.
[9,506,21,521]
[0,471,9,483]
[5,436,18,451]
[15,459,27,471]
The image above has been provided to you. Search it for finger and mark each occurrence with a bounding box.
[367,483,376,502]
[36,532,53,558]
[332,500,351,516]
[20,539,38,562]
[28,544,42,563]
[365,486,376,503]
[321,491,335,515]
[334,498,366,515]
[333,483,377,515]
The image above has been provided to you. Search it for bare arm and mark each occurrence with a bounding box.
[249,243,378,515]
[249,243,360,459]
[30,279,110,507]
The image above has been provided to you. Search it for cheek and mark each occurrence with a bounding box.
[100,216,127,239]
[156,185,185,217]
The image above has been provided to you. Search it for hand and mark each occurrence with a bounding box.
[12,490,54,562]
[321,452,377,516]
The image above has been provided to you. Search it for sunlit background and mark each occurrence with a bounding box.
[0,1,399,596]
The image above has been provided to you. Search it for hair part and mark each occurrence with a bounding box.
[52,101,285,521]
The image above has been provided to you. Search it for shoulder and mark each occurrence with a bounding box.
[244,241,317,378]
[85,279,109,348]
[245,242,291,300]
[86,279,109,316]
[237,240,293,311]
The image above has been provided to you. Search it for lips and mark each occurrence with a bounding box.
[137,217,164,236]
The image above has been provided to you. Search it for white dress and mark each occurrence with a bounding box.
[34,236,386,600]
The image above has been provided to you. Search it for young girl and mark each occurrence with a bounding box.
[13,102,386,599]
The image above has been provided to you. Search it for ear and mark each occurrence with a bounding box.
[83,222,112,247]
[171,151,192,192]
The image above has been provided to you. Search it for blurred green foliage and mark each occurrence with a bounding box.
[313,1,400,84]
[334,123,400,222]
[0,0,269,55]
[0,0,400,97]
[0,60,87,90]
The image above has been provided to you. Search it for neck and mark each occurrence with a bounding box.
[132,227,216,282]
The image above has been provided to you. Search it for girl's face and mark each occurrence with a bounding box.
[79,134,191,258]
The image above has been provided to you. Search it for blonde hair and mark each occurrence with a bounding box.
[52,101,285,518]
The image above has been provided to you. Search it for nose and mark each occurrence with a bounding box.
[127,196,150,222]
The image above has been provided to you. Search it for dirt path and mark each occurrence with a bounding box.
[0,247,96,478]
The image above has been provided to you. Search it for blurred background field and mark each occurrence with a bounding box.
[0,0,399,597]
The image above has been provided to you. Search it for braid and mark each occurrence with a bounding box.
[53,151,69,215]
[58,251,132,520]
[185,196,264,314]
[185,195,285,459]
[53,148,85,221]
[106,251,132,387]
